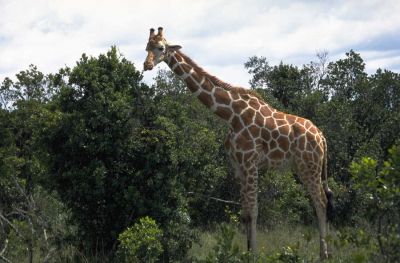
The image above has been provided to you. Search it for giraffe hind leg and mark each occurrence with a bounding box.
[308,182,329,260]
[298,169,329,260]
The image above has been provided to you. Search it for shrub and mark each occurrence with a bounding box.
[117,216,163,263]
[258,170,313,227]
[350,145,400,262]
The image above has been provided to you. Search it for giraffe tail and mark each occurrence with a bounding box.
[322,137,334,222]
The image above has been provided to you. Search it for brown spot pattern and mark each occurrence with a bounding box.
[231,92,240,100]
[232,100,248,113]
[232,116,243,132]
[269,149,284,159]
[285,114,297,124]
[248,125,260,137]
[168,56,178,68]
[269,140,277,149]
[181,63,192,74]
[173,64,184,76]
[271,130,280,139]
[186,77,199,92]
[202,79,214,92]
[255,112,264,127]
[242,108,255,126]
[198,92,213,108]
[260,106,272,117]
[215,88,231,105]
[191,70,202,83]
[277,136,290,152]
[249,98,260,110]
[241,129,252,140]
[265,117,274,129]
[273,112,284,119]
[278,125,290,136]
[240,94,250,100]
[276,119,287,127]
[215,106,233,120]
[261,129,271,142]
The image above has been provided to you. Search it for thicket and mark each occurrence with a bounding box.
[1,47,399,262]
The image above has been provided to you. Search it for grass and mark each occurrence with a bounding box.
[189,222,375,262]
[189,224,319,261]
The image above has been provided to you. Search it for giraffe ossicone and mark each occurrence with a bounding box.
[143,27,334,260]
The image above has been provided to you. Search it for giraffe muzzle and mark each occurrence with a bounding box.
[143,61,154,71]
[143,50,155,71]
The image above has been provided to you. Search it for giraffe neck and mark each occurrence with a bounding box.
[165,51,234,119]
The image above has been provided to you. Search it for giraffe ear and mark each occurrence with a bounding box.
[167,44,182,51]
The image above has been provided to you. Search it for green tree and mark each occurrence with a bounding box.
[46,47,149,252]
[317,53,400,225]
[45,48,195,260]
[364,69,400,159]
[245,56,322,116]
[0,66,64,262]
[350,145,400,262]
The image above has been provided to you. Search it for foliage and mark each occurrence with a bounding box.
[0,64,66,263]
[0,64,56,109]
[44,47,148,253]
[43,47,196,259]
[331,227,376,262]
[117,216,163,263]
[204,223,244,263]
[195,223,308,263]
[245,57,316,114]
[350,146,400,262]
[258,171,313,227]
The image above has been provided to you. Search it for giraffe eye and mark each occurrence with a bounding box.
[158,47,165,51]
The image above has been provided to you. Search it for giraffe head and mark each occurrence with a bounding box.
[143,27,182,71]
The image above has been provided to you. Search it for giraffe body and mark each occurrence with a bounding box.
[143,27,333,260]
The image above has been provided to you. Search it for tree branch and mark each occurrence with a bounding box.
[0,232,11,263]
[187,192,240,205]
[0,239,8,256]
[0,254,12,263]
[0,213,24,240]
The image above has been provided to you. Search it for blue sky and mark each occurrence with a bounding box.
[1,0,399,87]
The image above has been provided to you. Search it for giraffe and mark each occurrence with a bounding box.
[143,27,334,260]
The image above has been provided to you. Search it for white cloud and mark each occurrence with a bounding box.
[1,0,400,87]
[361,50,400,73]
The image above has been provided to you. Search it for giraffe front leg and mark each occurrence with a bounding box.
[239,166,259,252]
[241,203,258,251]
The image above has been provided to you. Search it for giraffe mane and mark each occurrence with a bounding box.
[176,50,264,101]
